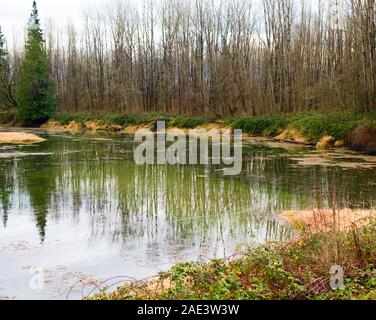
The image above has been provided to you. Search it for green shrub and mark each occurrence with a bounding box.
[143,112,175,123]
[101,114,138,126]
[286,113,367,141]
[168,115,212,129]
[288,114,332,141]
[232,115,290,136]
[54,113,93,125]
[329,121,358,140]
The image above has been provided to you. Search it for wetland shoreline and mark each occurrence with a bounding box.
[43,111,376,154]
[0,118,375,300]
[91,215,376,301]
[1,110,375,153]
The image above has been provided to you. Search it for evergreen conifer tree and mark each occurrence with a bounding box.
[16,1,57,125]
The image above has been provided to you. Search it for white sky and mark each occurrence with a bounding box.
[1,0,107,42]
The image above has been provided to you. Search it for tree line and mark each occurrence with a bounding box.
[0,0,375,119]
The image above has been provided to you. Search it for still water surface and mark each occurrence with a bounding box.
[0,131,375,299]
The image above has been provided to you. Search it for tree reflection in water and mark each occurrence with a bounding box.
[0,134,375,255]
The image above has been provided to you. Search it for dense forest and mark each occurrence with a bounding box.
[1,0,376,116]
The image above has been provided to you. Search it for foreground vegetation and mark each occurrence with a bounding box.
[91,216,376,300]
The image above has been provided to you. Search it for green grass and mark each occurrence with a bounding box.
[231,115,293,136]
[53,113,95,125]
[51,111,375,152]
[231,112,376,142]
[288,113,365,141]
[90,217,376,300]
[168,115,214,129]
[100,114,138,127]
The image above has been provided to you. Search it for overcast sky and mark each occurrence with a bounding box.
[1,0,332,45]
[1,0,107,41]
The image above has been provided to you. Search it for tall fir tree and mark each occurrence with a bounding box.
[16,1,57,125]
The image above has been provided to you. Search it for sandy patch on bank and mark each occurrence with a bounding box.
[316,136,336,150]
[0,132,45,144]
[275,129,311,144]
[275,131,347,150]
[66,121,83,131]
[41,120,64,129]
[280,208,375,234]
[42,120,123,132]
[84,121,123,131]
[167,124,232,137]
[123,122,156,134]
[44,120,232,136]
[196,123,230,131]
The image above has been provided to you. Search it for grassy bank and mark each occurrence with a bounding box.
[50,111,374,132]
[231,112,376,149]
[52,113,215,129]
[90,216,376,300]
[49,111,376,153]
[2,110,375,153]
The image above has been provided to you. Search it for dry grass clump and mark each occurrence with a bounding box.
[280,208,375,234]
[316,136,336,150]
[274,129,310,144]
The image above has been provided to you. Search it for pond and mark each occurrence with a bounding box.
[0,131,375,300]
